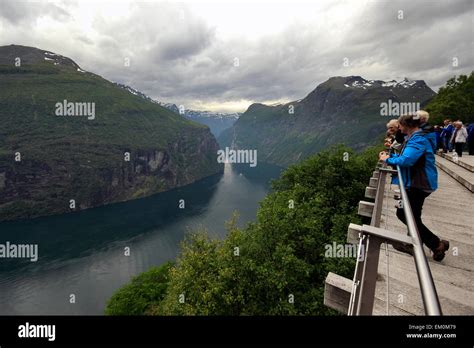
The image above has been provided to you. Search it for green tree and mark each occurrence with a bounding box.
[105,261,173,315]
[426,72,474,124]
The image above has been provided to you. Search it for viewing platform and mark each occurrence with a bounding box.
[324,154,474,316]
[436,152,474,192]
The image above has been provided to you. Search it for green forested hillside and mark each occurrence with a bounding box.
[426,72,474,124]
[0,45,222,221]
[106,145,379,315]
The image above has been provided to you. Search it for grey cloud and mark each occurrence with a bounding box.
[75,35,93,45]
[92,2,215,63]
[0,0,472,112]
[340,0,474,84]
[155,26,215,61]
[0,0,70,24]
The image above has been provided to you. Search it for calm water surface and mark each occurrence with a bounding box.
[0,163,282,314]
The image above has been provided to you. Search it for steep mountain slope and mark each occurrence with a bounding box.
[112,84,240,137]
[0,44,222,221]
[219,76,436,166]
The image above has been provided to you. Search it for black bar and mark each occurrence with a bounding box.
[0,316,471,346]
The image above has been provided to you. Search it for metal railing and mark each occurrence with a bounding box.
[396,165,442,315]
[348,164,389,315]
[347,163,442,315]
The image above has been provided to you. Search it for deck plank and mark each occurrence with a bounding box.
[373,167,474,315]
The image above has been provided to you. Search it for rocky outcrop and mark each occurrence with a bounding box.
[0,128,222,221]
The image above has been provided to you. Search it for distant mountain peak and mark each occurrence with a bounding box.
[220,75,436,166]
[0,44,85,72]
[42,50,84,72]
[245,103,269,113]
[113,82,239,137]
[316,76,429,92]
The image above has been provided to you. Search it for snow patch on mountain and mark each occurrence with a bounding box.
[343,77,423,89]
[42,50,85,72]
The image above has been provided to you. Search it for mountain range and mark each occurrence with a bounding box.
[218,76,437,166]
[0,44,439,221]
[0,44,222,221]
[166,106,240,138]
[113,84,240,138]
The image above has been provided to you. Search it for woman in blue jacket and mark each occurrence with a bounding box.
[379,114,450,262]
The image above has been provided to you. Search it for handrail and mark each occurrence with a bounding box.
[396,165,442,315]
[346,164,442,316]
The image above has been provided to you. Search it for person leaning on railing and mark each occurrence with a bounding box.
[417,110,437,153]
[379,113,450,262]
[384,119,404,154]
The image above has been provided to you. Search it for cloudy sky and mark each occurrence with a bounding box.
[1,0,473,112]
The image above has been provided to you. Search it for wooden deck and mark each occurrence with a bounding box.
[373,155,474,315]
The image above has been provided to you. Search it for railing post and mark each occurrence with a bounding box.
[370,167,388,227]
[353,234,383,315]
[349,166,387,315]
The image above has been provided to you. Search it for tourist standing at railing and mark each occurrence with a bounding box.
[440,119,454,153]
[384,119,404,154]
[379,114,450,262]
[450,121,468,157]
[468,122,474,156]
[434,125,443,151]
[417,110,436,153]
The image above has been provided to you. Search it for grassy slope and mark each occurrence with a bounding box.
[0,63,207,151]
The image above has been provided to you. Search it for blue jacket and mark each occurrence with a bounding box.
[467,123,474,142]
[420,123,437,152]
[440,124,454,138]
[386,130,438,192]
[435,130,441,144]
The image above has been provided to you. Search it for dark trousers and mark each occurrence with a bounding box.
[442,137,452,152]
[454,142,464,157]
[396,188,440,251]
[436,139,443,151]
[469,138,474,156]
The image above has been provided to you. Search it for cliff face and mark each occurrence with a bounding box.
[0,45,222,221]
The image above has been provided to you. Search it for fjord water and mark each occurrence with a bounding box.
[0,163,282,314]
